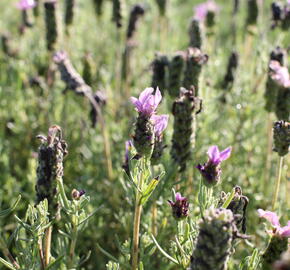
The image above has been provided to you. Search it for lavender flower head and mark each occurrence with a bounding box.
[269,60,290,88]
[197,145,232,187]
[258,209,290,238]
[151,114,169,137]
[17,0,36,9]
[130,87,162,117]
[194,0,219,22]
[168,192,189,220]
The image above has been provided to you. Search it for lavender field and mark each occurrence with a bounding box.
[0,0,289,269]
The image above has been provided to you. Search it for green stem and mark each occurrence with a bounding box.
[131,159,146,270]
[0,238,20,269]
[57,177,69,209]
[272,156,284,210]
[44,226,52,266]
[68,224,78,268]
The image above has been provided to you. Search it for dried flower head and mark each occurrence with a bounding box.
[196,145,232,187]
[168,192,189,220]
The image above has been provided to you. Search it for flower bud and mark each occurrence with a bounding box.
[168,192,189,220]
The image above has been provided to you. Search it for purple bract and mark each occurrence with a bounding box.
[130,88,162,117]
[258,209,290,238]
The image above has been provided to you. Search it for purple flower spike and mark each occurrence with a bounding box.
[197,145,232,187]
[130,87,162,117]
[151,114,169,137]
[258,209,290,238]
[17,0,36,10]
[168,192,189,220]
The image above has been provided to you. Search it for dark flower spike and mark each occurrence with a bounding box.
[168,192,189,220]
[273,120,290,156]
[196,145,231,187]
[191,208,235,270]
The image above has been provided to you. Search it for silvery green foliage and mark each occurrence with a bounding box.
[191,208,235,270]
[239,248,261,270]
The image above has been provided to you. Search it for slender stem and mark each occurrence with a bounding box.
[44,226,52,266]
[131,159,145,270]
[151,202,157,236]
[132,197,142,270]
[68,225,78,268]
[272,156,284,210]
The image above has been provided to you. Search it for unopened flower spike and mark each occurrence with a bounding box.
[258,209,290,268]
[168,192,189,220]
[191,208,235,270]
[196,145,232,187]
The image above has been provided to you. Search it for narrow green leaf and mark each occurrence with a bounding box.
[0,195,21,217]
[221,188,236,209]
[0,257,16,270]
[140,178,159,205]
[150,234,179,265]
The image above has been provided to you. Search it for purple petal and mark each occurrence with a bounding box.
[139,88,154,104]
[153,88,162,108]
[207,145,220,164]
[279,225,290,237]
[219,147,232,162]
[130,97,142,111]
[175,192,185,201]
[257,209,280,227]
[151,114,169,136]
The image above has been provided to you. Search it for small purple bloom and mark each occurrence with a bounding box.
[168,192,189,220]
[130,87,162,117]
[17,0,36,10]
[258,209,290,238]
[269,60,290,88]
[196,145,232,187]
[151,114,169,137]
[194,0,219,22]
